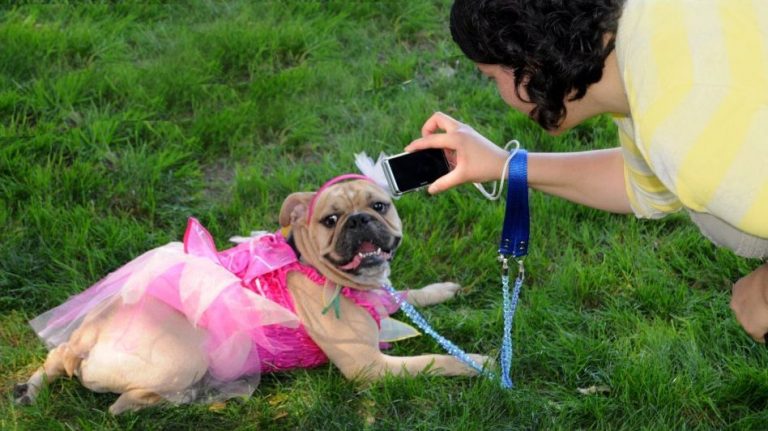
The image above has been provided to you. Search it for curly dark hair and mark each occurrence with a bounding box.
[450,0,626,130]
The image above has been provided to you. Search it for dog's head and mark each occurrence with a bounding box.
[279,177,402,290]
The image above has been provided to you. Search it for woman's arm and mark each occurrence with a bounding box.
[405,112,633,214]
[528,149,632,214]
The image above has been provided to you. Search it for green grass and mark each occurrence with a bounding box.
[2,1,767,429]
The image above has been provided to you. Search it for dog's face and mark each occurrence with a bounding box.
[279,180,402,289]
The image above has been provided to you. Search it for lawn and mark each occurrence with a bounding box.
[2,1,768,430]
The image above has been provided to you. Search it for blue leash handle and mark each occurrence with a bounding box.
[499,149,529,258]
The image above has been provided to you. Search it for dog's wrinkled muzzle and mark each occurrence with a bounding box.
[324,213,399,274]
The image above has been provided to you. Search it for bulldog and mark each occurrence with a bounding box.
[15,175,490,414]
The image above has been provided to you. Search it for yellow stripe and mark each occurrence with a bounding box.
[623,167,642,212]
[740,181,768,238]
[675,1,768,211]
[636,1,694,154]
[617,124,643,158]
[627,169,669,193]
[623,75,640,133]
[649,200,682,213]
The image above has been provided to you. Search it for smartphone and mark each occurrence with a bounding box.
[382,148,451,195]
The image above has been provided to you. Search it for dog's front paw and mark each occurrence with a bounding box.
[407,282,461,307]
[13,383,33,405]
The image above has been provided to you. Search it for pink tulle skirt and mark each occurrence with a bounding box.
[29,219,303,403]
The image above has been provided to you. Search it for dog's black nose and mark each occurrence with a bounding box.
[346,213,373,230]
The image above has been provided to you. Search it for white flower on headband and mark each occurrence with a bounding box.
[354,152,393,195]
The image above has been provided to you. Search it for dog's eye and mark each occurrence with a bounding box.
[371,202,389,214]
[321,214,338,228]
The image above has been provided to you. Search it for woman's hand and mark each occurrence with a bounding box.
[407,111,633,213]
[731,262,768,343]
[405,112,509,194]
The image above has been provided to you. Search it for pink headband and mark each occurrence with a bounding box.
[306,174,376,223]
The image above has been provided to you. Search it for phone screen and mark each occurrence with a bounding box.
[385,149,450,194]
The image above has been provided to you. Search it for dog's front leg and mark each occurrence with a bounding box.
[373,352,490,378]
[288,275,489,381]
[405,282,462,307]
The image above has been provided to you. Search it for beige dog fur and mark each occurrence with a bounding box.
[16,180,490,414]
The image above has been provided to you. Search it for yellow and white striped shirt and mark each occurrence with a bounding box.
[614,0,768,238]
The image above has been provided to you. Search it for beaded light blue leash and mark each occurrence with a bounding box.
[385,146,529,388]
[383,283,489,375]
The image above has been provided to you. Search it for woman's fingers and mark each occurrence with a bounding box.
[421,111,461,137]
[427,170,461,194]
[405,132,457,153]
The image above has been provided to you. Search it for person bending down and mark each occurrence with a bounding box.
[406,0,768,341]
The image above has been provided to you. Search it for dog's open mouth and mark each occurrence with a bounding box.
[337,241,393,272]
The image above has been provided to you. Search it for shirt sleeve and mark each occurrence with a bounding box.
[614,117,682,219]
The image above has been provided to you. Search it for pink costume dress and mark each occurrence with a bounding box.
[29,218,415,403]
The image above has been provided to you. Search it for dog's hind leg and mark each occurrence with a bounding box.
[16,299,111,405]
[405,282,461,307]
[14,343,80,405]
[108,389,164,415]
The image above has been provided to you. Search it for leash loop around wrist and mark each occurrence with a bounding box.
[499,149,529,258]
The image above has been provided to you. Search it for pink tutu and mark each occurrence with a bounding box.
[29,218,415,403]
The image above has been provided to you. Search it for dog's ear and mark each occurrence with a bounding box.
[279,192,315,227]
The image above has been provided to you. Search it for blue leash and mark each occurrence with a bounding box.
[387,150,529,388]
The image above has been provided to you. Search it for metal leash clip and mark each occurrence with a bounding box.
[498,254,525,281]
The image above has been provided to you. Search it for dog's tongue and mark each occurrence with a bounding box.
[339,242,376,270]
[340,255,363,270]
